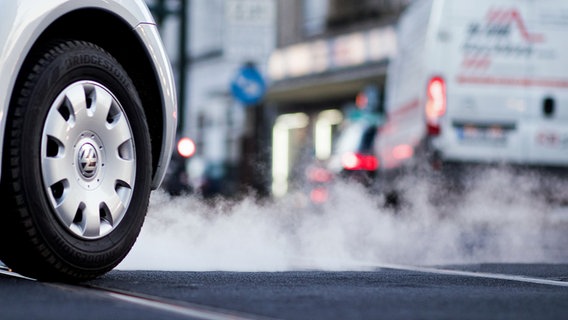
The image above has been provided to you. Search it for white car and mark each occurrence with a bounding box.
[0,0,177,281]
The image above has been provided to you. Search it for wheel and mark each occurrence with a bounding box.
[0,40,152,282]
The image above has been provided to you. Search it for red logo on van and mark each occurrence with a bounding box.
[484,8,544,43]
[462,8,545,70]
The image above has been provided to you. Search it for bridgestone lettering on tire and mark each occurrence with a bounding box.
[0,40,152,282]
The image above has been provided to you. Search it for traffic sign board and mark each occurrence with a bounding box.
[230,64,266,106]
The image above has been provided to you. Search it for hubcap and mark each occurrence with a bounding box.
[78,143,98,179]
[41,81,136,239]
[73,132,106,190]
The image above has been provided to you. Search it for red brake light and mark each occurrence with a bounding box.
[426,76,446,135]
[355,91,368,109]
[310,187,329,204]
[341,152,379,171]
[177,137,196,158]
[392,144,414,160]
[307,167,333,183]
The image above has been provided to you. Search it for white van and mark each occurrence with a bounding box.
[375,0,568,189]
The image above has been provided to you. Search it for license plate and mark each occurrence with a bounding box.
[455,123,511,145]
[536,132,568,149]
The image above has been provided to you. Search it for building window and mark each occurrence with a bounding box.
[326,0,381,28]
[303,0,329,36]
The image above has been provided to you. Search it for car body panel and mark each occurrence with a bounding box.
[0,0,176,189]
[133,23,178,188]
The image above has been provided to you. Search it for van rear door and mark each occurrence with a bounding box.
[439,0,533,163]
[525,1,568,166]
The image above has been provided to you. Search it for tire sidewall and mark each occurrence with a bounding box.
[17,42,151,270]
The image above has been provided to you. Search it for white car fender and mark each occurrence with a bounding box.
[0,0,177,188]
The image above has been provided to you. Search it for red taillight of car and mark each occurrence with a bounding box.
[307,167,333,183]
[341,152,379,171]
[177,137,196,158]
[392,144,414,160]
[310,187,329,204]
[425,76,446,136]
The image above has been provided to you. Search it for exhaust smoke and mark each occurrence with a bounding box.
[119,169,568,271]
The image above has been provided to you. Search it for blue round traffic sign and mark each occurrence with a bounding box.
[230,64,266,106]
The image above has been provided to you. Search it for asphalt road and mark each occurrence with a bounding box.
[1,263,567,320]
[2,195,567,319]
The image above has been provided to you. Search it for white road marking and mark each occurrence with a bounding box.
[1,260,566,319]
[0,268,36,281]
[378,263,568,287]
[292,258,568,287]
[103,290,263,320]
[0,268,264,319]
[53,283,269,320]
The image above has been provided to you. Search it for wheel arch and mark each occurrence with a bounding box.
[5,8,173,189]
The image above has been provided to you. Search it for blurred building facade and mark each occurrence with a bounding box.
[148,0,276,197]
[149,0,411,198]
[267,0,411,197]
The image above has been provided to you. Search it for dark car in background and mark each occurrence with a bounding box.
[307,118,380,205]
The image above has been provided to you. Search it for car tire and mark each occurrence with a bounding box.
[0,40,152,282]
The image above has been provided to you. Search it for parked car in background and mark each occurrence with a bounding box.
[375,0,568,201]
[307,116,381,206]
[0,0,177,281]
[327,119,379,187]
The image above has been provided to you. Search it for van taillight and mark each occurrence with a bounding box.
[426,76,446,135]
[342,152,379,171]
